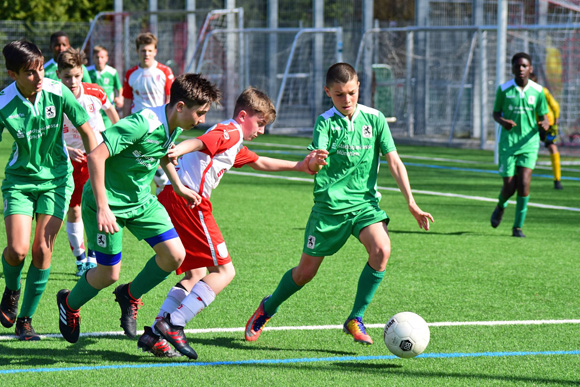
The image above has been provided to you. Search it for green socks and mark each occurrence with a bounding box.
[18,264,50,318]
[67,271,100,310]
[129,256,171,299]
[348,263,385,319]
[2,254,23,291]
[497,193,509,209]
[513,195,529,229]
[264,269,303,316]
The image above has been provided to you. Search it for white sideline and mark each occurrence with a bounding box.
[1,319,579,340]
[227,171,580,212]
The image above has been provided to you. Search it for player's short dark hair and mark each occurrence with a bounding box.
[511,52,532,66]
[57,48,86,71]
[233,87,276,125]
[50,31,69,46]
[326,62,358,87]
[3,39,44,73]
[135,32,158,50]
[169,73,221,109]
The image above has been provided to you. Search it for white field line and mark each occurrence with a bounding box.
[2,319,579,341]
[249,141,580,170]
[228,171,580,212]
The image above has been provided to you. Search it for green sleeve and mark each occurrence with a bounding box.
[82,65,92,83]
[536,90,549,117]
[493,86,504,113]
[308,116,330,151]
[61,85,89,127]
[102,114,147,157]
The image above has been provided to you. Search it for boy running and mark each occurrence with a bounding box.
[244,63,433,346]
[86,45,123,128]
[137,88,328,359]
[0,40,97,340]
[56,73,220,345]
[490,53,549,238]
[57,48,120,277]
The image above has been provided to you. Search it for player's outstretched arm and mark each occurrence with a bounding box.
[167,138,205,165]
[87,143,118,234]
[77,121,98,153]
[248,150,328,175]
[160,155,201,208]
[67,146,86,163]
[385,151,434,231]
[538,114,549,131]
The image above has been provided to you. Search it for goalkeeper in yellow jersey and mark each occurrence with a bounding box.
[530,73,563,190]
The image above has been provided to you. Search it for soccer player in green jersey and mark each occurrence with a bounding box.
[56,73,220,345]
[86,45,124,127]
[0,40,98,340]
[245,63,434,346]
[490,53,549,238]
[44,31,91,83]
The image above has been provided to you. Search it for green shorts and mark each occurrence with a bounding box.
[2,174,73,220]
[303,204,389,257]
[82,195,175,255]
[498,150,538,177]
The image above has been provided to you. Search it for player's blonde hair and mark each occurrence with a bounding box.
[233,88,276,125]
[135,32,158,50]
[57,48,86,71]
[92,45,108,56]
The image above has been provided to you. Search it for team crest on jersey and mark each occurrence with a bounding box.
[104,78,110,85]
[97,233,107,248]
[307,235,316,249]
[528,95,535,105]
[223,130,230,140]
[362,125,372,138]
[87,104,95,113]
[45,106,56,118]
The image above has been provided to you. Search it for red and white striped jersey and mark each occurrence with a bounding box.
[63,83,109,151]
[175,119,259,199]
[122,61,174,113]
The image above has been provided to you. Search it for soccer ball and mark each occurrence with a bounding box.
[384,311,430,358]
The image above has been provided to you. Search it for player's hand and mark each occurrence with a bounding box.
[502,120,517,131]
[175,185,202,208]
[299,149,328,175]
[68,148,86,163]
[96,206,119,234]
[114,96,124,108]
[539,118,550,131]
[167,143,181,165]
[408,203,434,231]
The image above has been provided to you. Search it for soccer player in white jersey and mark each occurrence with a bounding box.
[137,88,328,359]
[123,32,175,194]
[245,63,434,346]
[58,48,120,277]
[0,40,97,340]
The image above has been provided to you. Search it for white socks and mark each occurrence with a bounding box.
[169,281,216,327]
[153,285,189,332]
[67,221,85,258]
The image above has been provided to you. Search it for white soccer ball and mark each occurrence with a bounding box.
[384,311,430,358]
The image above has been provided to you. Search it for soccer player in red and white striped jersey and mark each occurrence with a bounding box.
[138,88,328,358]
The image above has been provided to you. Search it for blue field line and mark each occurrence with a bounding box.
[2,350,579,375]
[248,149,580,181]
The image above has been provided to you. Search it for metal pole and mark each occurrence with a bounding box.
[494,0,508,164]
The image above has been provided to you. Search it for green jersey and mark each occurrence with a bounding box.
[493,79,548,154]
[86,64,122,127]
[307,104,396,214]
[0,78,89,184]
[44,59,92,83]
[84,105,182,213]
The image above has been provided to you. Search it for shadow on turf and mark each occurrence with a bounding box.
[239,362,579,385]
[190,336,356,356]
[388,230,473,236]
